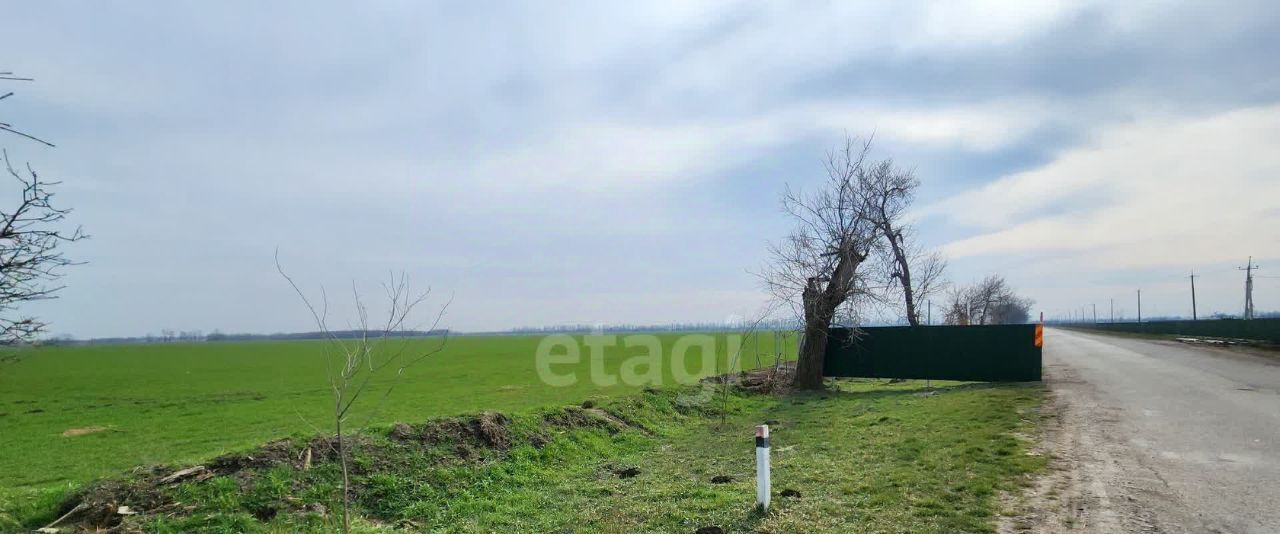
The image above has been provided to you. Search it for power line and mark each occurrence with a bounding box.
[1084,260,1276,322]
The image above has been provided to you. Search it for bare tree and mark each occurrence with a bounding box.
[277,255,451,534]
[858,159,949,326]
[763,138,889,390]
[972,275,1009,325]
[988,292,1034,325]
[943,275,1034,325]
[903,250,947,324]
[943,285,972,326]
[0,73,85,344]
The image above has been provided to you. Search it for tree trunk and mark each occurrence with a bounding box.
[791,250,862,390]
[793,317,829,389]
[892,245,917,326]
[336,407,351,534]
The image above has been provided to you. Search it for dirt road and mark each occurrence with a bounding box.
[1008,328,1280,533]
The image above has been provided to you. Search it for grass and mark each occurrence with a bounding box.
[8,379,1044,532]
[0,333,793,492]
[554,381,1047,532]
[1,335,1047,532]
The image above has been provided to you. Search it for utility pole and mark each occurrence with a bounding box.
[1189,271,1198,321]
[927,300,932,326]
[1092,303,1097,324]
[1239,257,1259,320]
[1137,289,1142,323]
[1110,298,1114,323]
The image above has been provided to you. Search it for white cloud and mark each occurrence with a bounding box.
[464,118,787,191]
[807,99,1056,151]
[463,97,1059,192]
[931,104,1280,270]
[909,0,1078,51]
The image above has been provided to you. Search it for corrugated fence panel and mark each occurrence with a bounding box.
[1075,318,1280,344]
[823,325,1042,382]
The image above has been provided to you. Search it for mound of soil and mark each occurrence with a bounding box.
[527,432,552,448]
[389,422,415,440]
[405,411,513,450]
[49,465,206,530]
[545,406,629,433]
[211,439,302,472]
[736,363,795,394]
[474,412,511,449]
[382,412,516,464]
[45,400,651,531]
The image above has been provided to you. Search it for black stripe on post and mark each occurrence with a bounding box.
[756,436,769,448]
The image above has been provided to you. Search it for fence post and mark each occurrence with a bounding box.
[756,425,771,511]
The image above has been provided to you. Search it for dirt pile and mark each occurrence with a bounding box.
[726,362,796,394]
[41,400,656,531]
[45,465,208,531]
[386,411,514,460]
[545,406,629,433]
[210,439,305,472]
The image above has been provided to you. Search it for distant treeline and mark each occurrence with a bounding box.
[206,330,451,342]
[42,329,450,346]
[507,319,802,334]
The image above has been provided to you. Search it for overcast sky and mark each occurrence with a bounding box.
[4,1,1279,338]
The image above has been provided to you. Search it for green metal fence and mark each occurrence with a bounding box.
[822,325,1042,382]
[1073,318,1280,344]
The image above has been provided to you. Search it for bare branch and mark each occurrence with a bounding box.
[0,125,55,147]
[276,261,451,534]
[1,74,56,147]
[0,150,86,343]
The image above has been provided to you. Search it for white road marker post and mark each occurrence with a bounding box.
[756,424,771,511]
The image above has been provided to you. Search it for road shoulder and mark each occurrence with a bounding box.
[1000,358,1180,533]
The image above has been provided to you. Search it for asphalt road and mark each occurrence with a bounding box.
[1040,328,1280,533]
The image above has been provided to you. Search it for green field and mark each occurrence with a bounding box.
[1,334,1049,532]
[5,377,1045,532]
[0,333,792,492]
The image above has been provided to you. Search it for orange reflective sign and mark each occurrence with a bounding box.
[1034,324,1044,348]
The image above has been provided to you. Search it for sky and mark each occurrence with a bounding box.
[2,1,1278,338]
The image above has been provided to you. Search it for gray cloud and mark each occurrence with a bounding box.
[4,1,1277,337]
